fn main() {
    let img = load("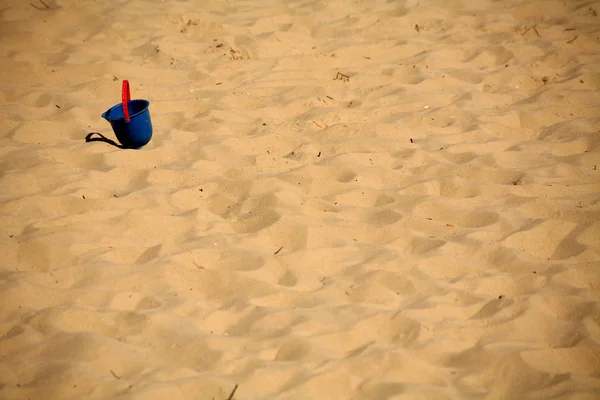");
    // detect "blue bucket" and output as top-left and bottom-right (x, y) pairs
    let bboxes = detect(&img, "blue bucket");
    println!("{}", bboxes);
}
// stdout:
(101, 80), (153, 149)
